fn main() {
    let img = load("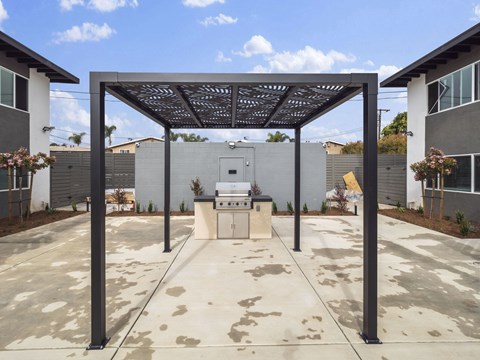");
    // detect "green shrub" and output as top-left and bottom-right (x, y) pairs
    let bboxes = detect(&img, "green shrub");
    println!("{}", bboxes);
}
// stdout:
(459, 219), (472, 236)
(147, 200), (153, 213)
(321, 200), (328, 214)
(136, 201), (141, 213)
(396, 201), (402, 209)
(303, 203), (308, 213)
(272, 201), (277, 214)
(179, 200), (186, 213)
(47, 206), (57, 215)
(455, 210), (465, 224)
(287, 201), (294, 215)
(417, 205), (424, 215)
(397, 207), (406, 213)
(71, 201), (77, 212)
